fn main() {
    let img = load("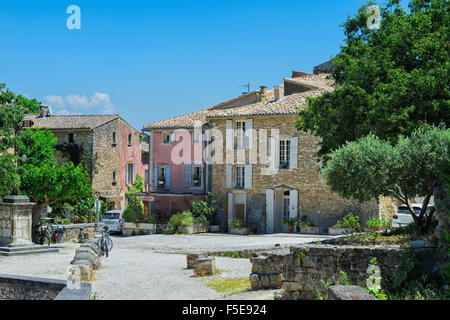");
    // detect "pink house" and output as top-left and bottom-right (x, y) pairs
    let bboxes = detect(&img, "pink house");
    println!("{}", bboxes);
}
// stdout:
(143, 110), (210, 217)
